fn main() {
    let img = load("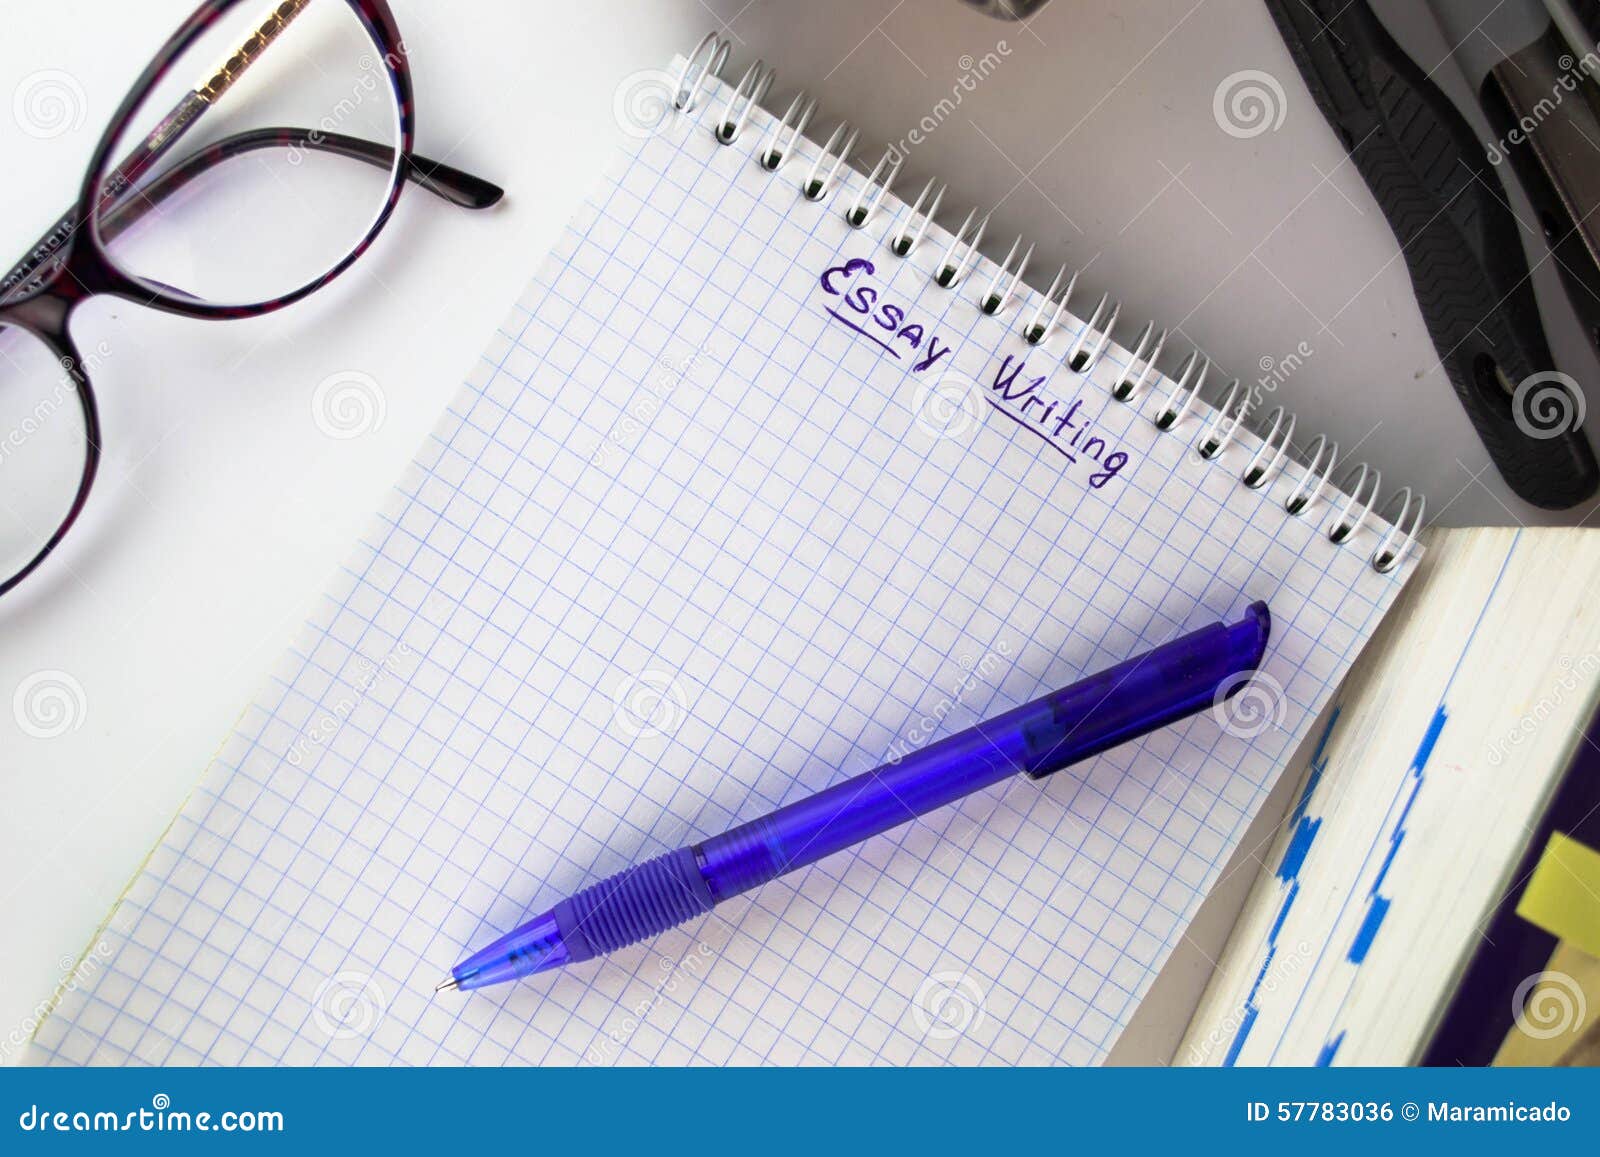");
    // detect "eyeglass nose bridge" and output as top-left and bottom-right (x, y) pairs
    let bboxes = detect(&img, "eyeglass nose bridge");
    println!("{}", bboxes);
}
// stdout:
(4, 277), (75, 343)
(0, 214), (126, 343)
